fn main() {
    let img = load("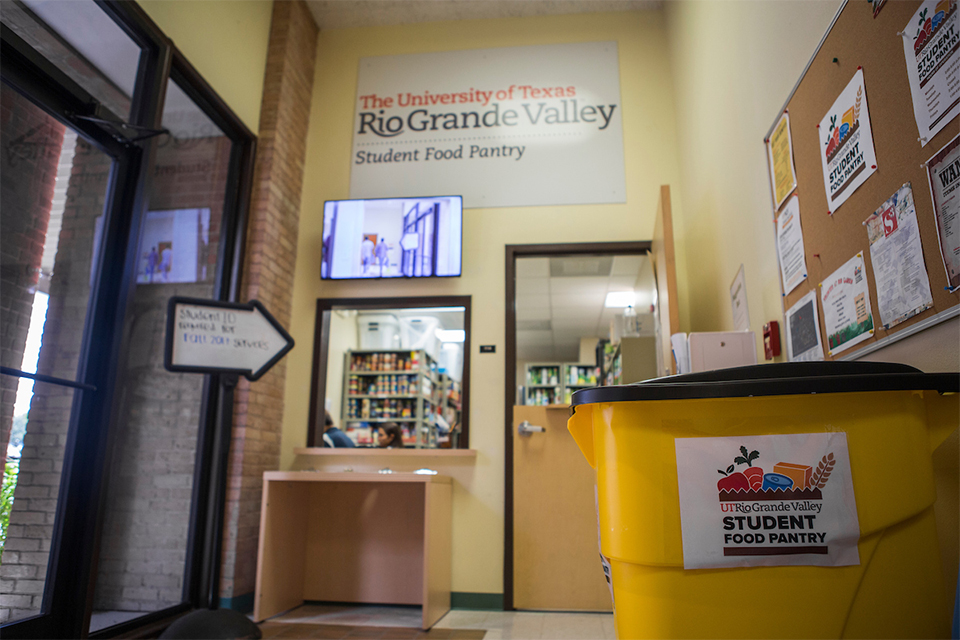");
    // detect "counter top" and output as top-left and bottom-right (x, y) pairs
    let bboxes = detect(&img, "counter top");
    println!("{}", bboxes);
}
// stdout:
(293, 447), (477, 458)
(264, 470), (452, 484)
